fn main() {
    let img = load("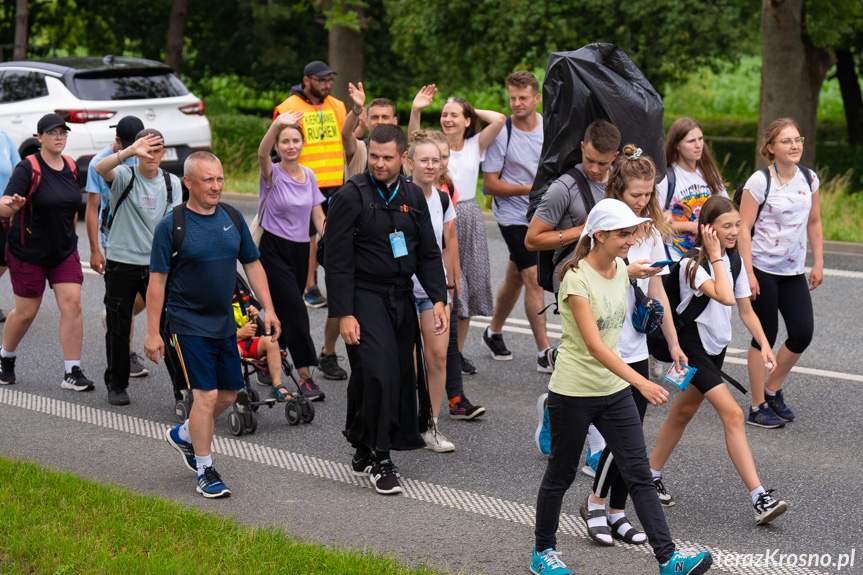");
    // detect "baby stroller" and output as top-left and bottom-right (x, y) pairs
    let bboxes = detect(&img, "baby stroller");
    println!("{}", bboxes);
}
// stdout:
(167, 272), (314, 436)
